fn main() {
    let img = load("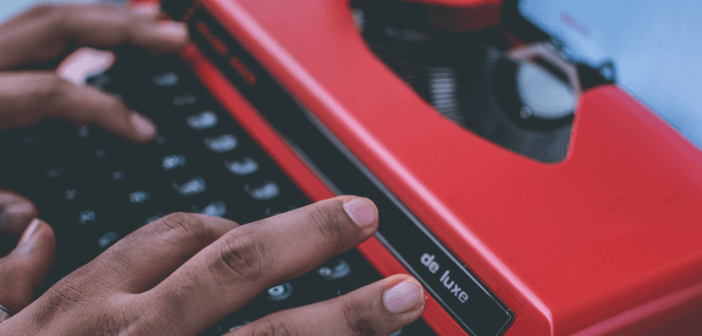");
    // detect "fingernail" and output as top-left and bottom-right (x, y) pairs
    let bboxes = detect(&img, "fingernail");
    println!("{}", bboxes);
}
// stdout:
(19, 218), (41, 245)
(4, 203), (33, 216)
(343, 198), (377, 228)
(1, 203), (35, 231)
(158, 22), (188, 41)
(383, 280), (424, 314)
(131, 113), (157, 138)
(131, 3), (161, 17)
